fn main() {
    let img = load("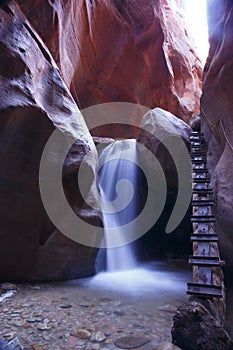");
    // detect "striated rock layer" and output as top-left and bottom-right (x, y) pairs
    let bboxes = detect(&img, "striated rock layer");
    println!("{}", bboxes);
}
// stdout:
(201, 0), (233, 270)
(0, 3), (101, 281)
(18, 0), (202, 137)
